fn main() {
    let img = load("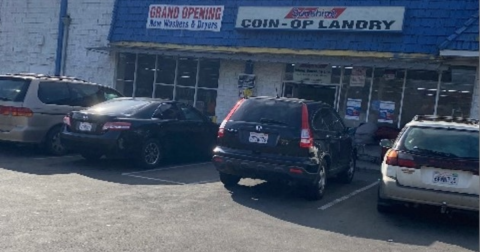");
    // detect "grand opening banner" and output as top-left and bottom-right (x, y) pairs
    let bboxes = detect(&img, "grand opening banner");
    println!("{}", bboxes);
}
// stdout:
(147, 5), (224, 32)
